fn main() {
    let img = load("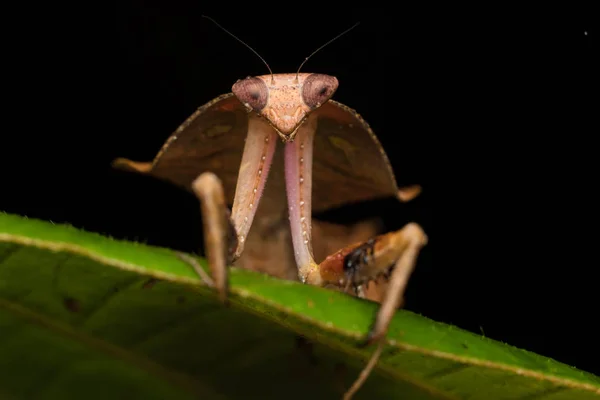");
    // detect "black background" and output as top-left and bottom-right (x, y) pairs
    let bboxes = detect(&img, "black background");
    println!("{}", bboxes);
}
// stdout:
(2, 3), (598, 378)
